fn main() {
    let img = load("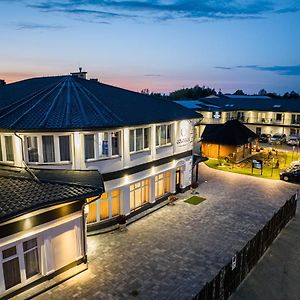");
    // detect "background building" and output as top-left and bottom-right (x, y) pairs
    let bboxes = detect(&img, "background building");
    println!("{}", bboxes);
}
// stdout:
(176, 95), (300, 139)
